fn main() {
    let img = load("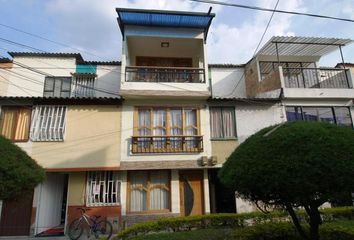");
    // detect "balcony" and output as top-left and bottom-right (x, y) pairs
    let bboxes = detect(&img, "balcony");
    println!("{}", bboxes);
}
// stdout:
(131, 135), (203, 154)
(125, 66), (205, 83)
(283, 67), (350, 89)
